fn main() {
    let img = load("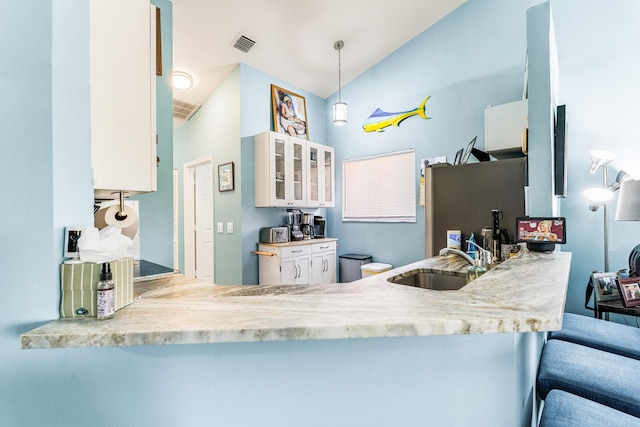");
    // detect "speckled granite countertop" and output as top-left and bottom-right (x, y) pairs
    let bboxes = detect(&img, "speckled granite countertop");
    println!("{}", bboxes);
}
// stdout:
(21, 250), (571, 349)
